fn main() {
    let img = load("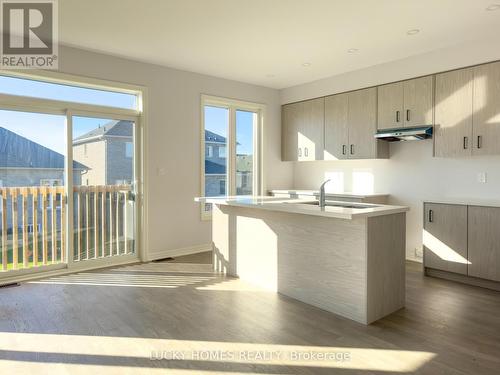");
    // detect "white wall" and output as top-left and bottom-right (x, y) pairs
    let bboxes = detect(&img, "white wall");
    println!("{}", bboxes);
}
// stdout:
(281, 37), (500, 261)
(58, 45), (293, 259)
